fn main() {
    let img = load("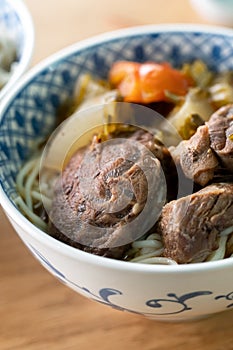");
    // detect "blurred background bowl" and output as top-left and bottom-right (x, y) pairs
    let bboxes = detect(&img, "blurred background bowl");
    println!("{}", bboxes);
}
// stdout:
(0, 0), (34, 100)
(1, 24), (233, 322)
(190, 0), (233, 26)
